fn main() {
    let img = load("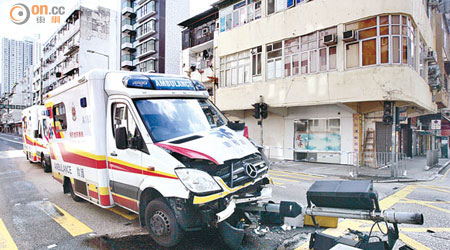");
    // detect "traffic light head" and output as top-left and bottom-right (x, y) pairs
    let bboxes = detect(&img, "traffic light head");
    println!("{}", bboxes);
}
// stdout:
(252, 103), (260, 119)
(383, 101), (393, 125)
(260, 103), (268, 119)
